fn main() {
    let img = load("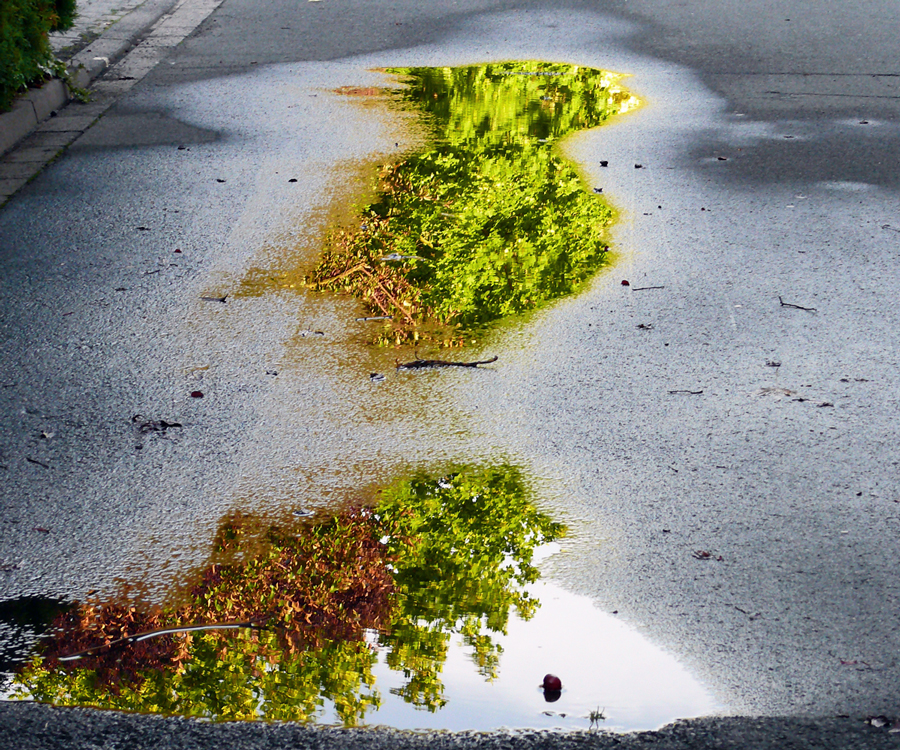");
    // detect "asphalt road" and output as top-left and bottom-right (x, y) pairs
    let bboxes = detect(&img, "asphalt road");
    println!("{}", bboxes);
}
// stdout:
(1, 0), (899, 746)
